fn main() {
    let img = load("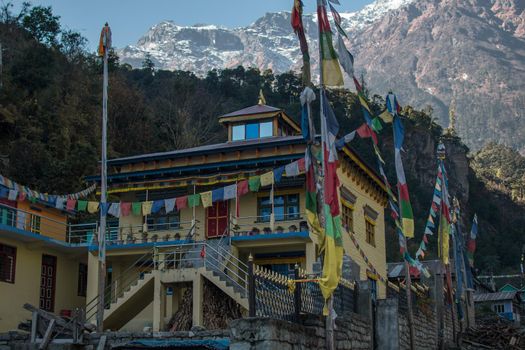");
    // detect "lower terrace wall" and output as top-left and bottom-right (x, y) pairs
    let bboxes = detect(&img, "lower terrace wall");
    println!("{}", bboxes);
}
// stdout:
(230, 315), (371, 350)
